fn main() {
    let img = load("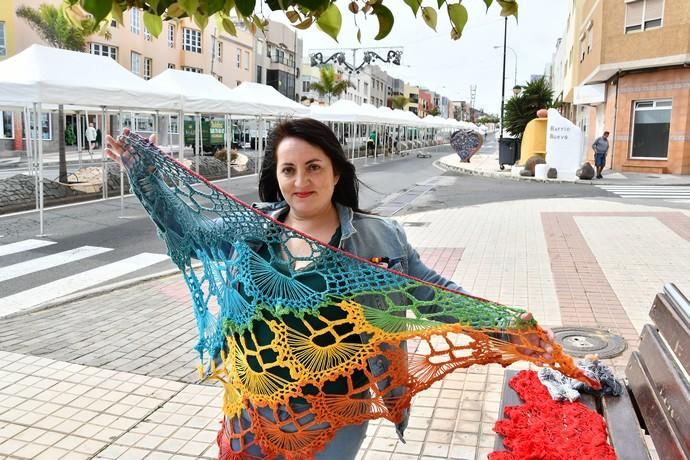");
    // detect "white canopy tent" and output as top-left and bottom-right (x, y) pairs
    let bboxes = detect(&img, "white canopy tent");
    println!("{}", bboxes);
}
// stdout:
(0, 45), (182, 234)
